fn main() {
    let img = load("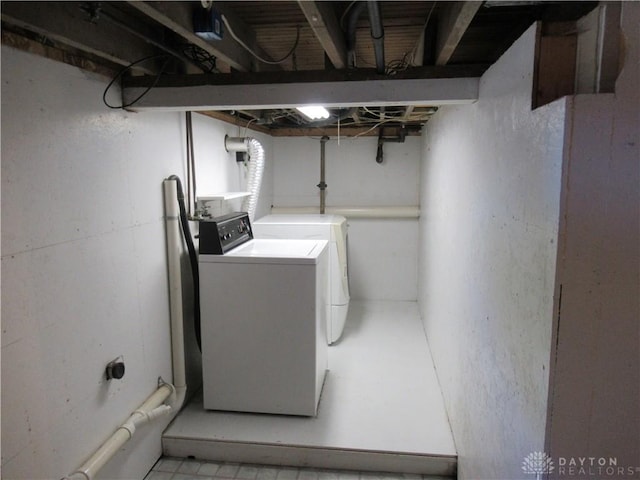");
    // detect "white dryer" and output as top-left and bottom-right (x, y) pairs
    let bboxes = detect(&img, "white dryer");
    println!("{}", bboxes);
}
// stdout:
(199, 213), (328, 416)
(252, 214), (350, 344)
